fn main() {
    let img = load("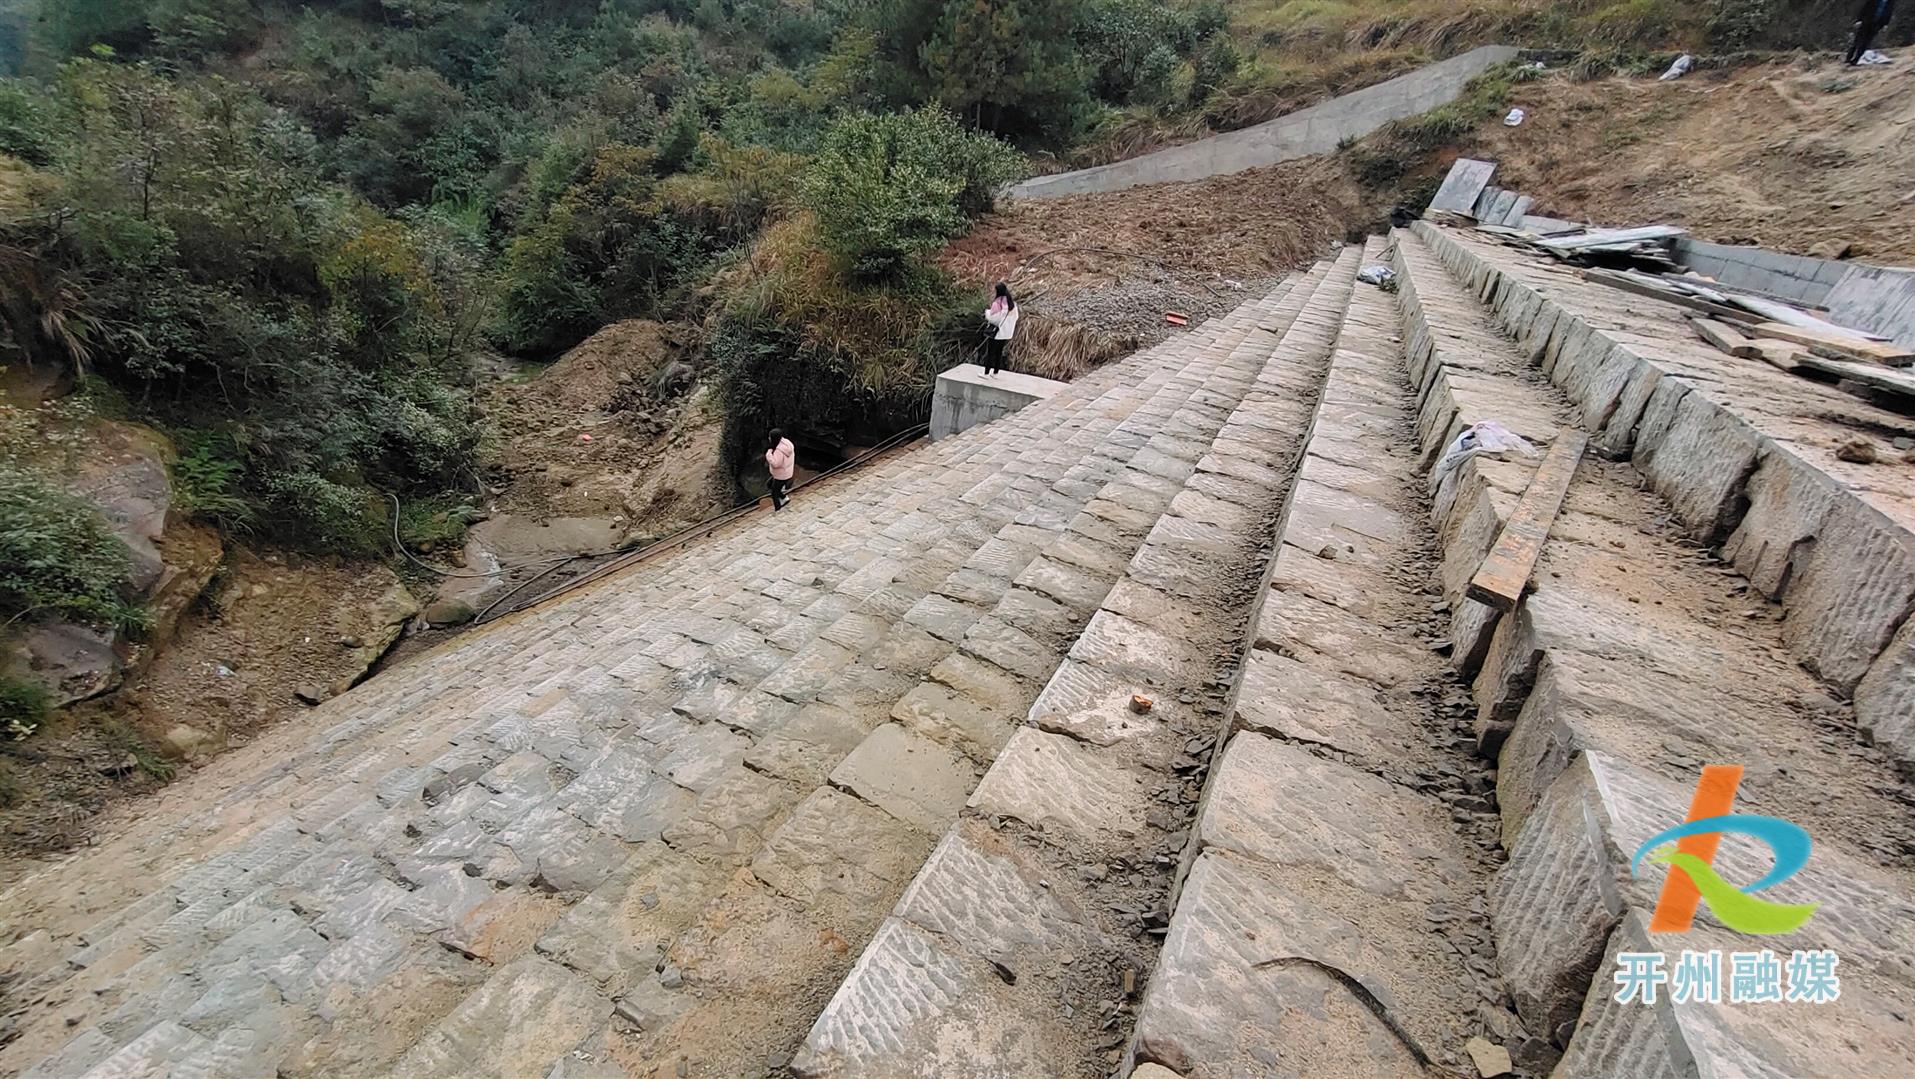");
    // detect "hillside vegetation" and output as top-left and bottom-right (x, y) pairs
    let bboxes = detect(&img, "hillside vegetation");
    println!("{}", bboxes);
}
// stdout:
(0, 0), (1889, 763)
